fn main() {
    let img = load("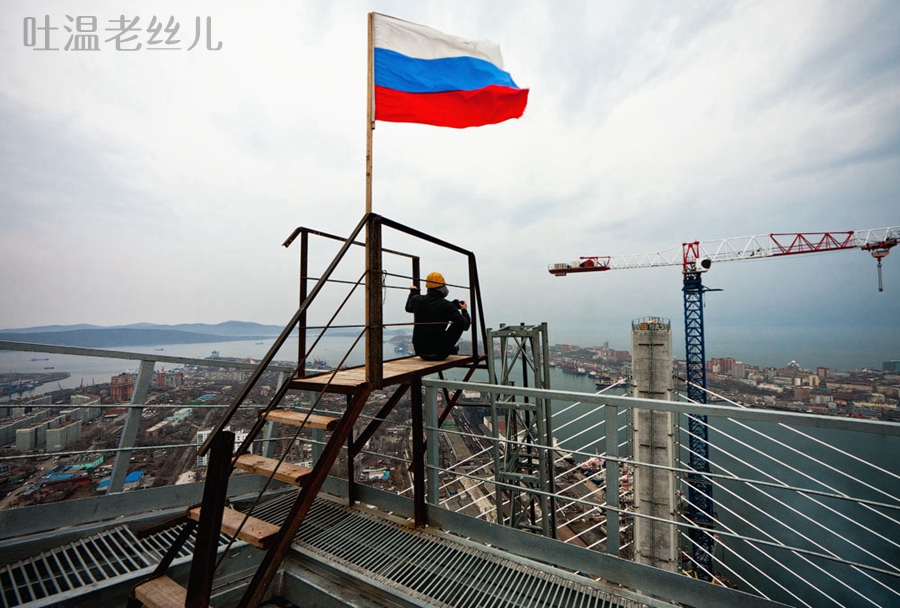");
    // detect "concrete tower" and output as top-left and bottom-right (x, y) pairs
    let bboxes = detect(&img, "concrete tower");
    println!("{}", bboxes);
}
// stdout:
(631, 317), (678, 571)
